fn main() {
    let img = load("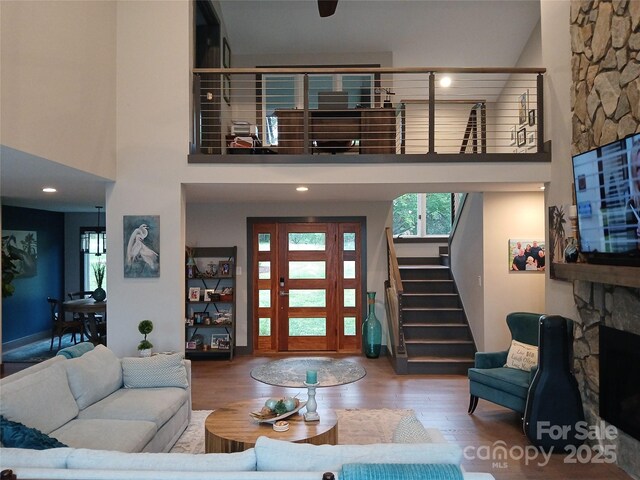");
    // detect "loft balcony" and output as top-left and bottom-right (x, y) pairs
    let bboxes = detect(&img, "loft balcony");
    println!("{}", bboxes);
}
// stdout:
(188, 66), (550, 164)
